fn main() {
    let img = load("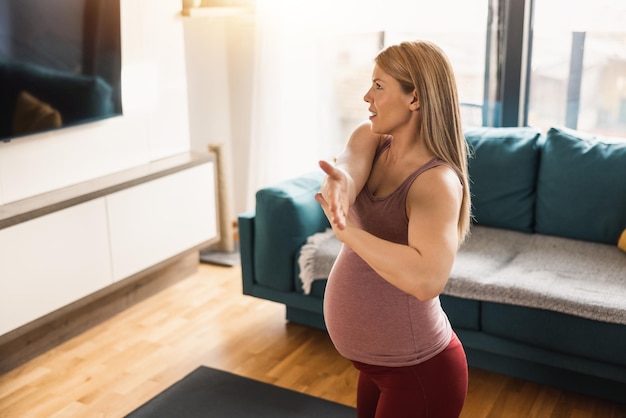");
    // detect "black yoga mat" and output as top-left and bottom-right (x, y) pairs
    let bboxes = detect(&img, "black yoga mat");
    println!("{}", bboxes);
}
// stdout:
(125, 366), (356, 418)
